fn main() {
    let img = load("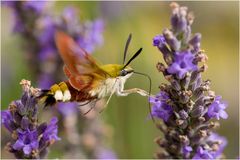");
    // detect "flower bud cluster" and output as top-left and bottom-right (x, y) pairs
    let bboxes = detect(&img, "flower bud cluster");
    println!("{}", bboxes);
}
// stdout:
(151, 2), (228, 159)
(1, 80), (60, 159)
